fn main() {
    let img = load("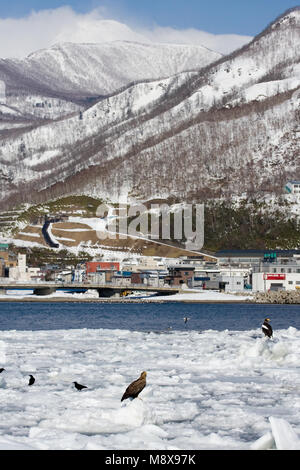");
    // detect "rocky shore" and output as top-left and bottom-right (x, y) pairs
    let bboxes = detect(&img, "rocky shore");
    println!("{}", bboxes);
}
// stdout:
(253, 290), (300, 304)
